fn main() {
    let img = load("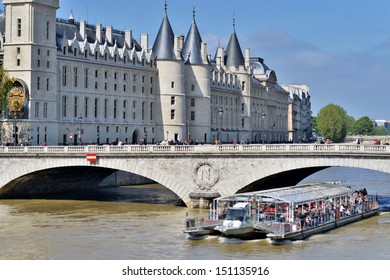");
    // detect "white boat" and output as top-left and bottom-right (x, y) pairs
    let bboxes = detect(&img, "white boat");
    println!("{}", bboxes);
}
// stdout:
(214, 202), (261, 239)
(183, 216), (221, 237)
(184, 182), (379, 241)
(251, 183), (379, 243)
